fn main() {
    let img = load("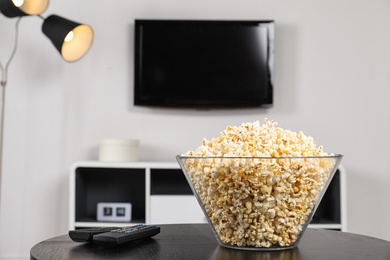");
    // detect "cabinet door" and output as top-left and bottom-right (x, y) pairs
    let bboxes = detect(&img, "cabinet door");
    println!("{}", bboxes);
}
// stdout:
(150, 195), (207, 224)
(150, 168), (207, 224)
